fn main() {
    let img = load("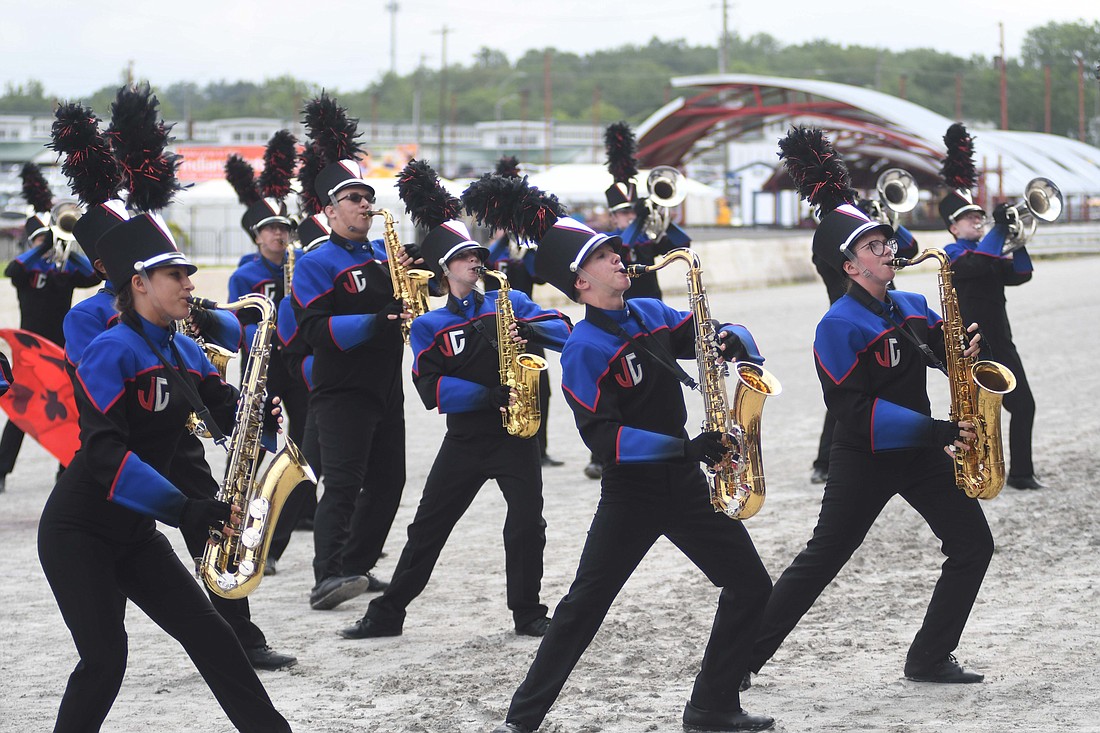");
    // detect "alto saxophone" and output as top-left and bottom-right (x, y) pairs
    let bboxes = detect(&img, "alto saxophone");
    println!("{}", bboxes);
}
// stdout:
(480, 267), (547, 438)
(373, 208), (434, 344)
(891, 249), (1017, 499)
(197, 293), (316, 599)
(628, 249), (782, 519)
